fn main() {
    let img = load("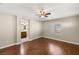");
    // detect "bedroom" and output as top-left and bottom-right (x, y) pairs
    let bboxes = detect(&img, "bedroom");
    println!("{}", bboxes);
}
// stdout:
(0, 3), (79, 55)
